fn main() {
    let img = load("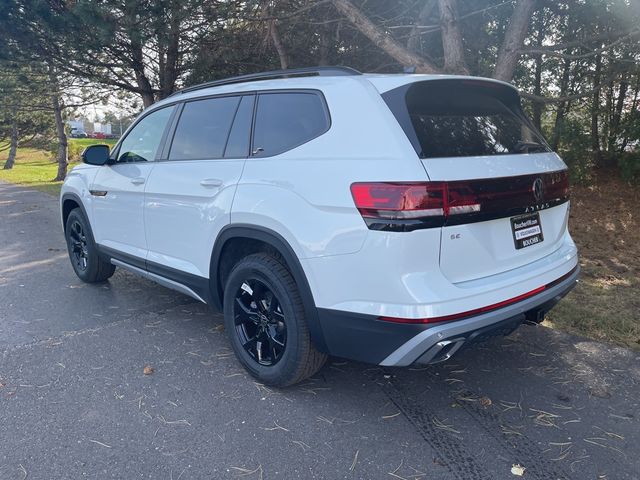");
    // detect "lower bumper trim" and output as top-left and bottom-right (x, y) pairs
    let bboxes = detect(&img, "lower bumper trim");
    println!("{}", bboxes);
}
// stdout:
(380, 265), (580, 367)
